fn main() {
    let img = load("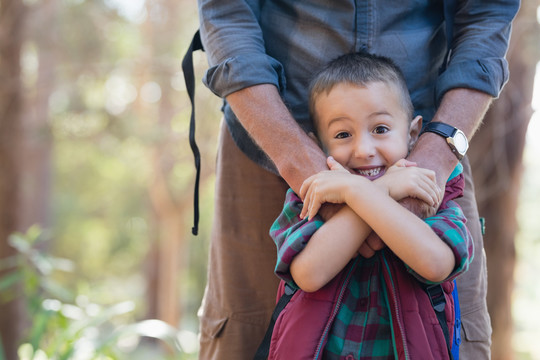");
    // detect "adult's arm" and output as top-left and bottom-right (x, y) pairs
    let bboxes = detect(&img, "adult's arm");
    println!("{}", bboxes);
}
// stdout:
(405, 0), (519, 213)
(226, 85), (328, 192)
(198, 0), (328, 192)
(198, 0), (281, 98)
(408, 88), (492, 194)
